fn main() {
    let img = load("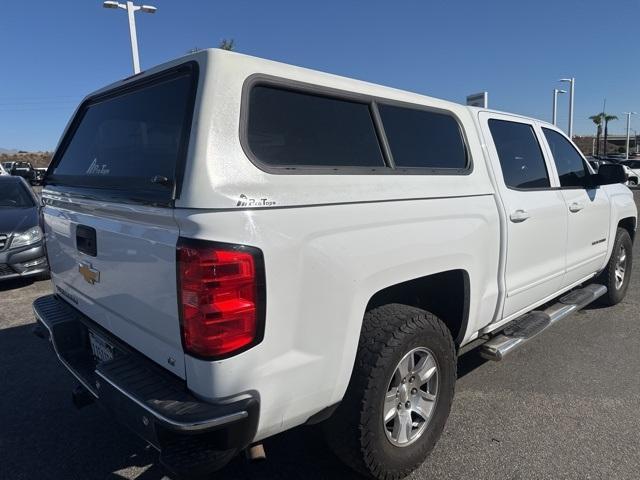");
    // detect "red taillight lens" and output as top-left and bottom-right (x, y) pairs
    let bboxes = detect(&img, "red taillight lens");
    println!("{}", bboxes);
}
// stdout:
(177, 239), (265, 358)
